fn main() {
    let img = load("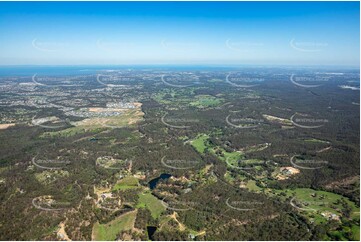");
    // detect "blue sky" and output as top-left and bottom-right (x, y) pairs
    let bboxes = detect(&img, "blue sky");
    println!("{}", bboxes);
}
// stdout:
(0, 1), (359, 66)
